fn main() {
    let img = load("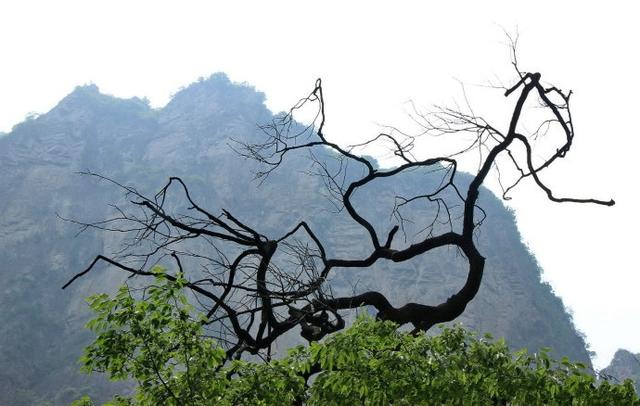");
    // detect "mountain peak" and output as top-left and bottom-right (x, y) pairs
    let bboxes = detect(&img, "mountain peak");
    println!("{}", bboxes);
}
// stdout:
(610, 349), (640, 370)
(613, 349), (640, 359)
(602, 349), (640, 392)
(50, 83), (152, 121)
(162, 73), (267, 118)
(71, 83), (100, 94)
(58, 83), (102, 105)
